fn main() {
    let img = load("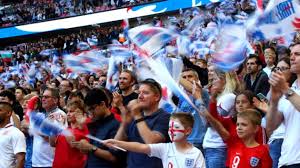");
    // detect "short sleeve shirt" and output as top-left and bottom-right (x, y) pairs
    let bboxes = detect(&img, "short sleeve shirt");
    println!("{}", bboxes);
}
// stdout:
(149, 143), (206, 168)
(0, 123), (26, 168)
(126, 108), (170, 168)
